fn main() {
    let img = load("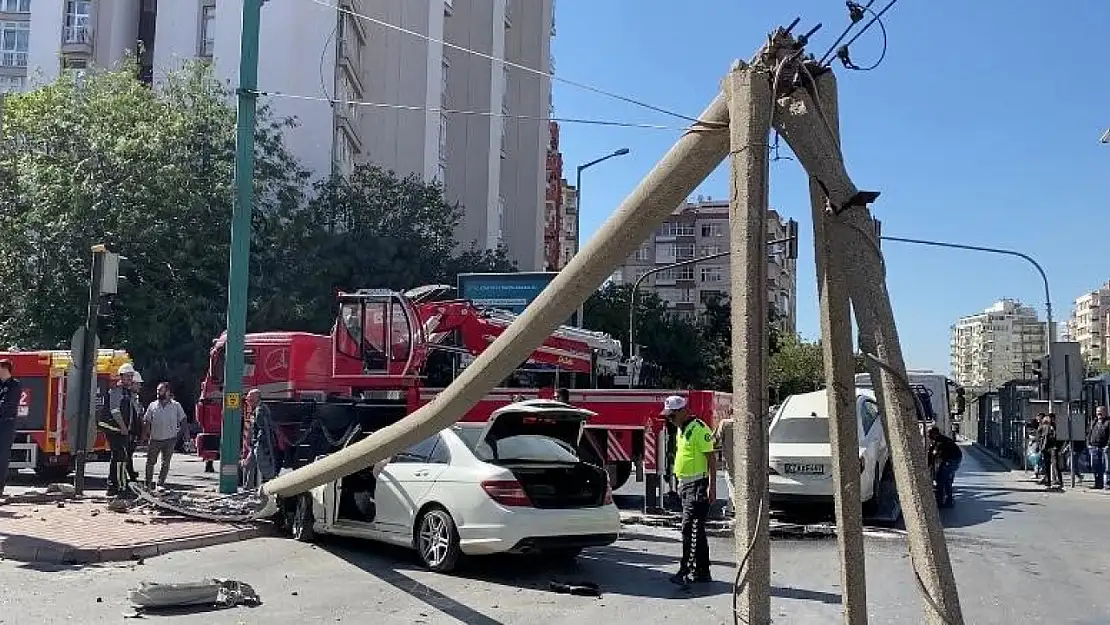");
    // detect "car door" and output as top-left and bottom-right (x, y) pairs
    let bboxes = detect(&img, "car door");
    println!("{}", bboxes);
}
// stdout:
(372, 434), (452, 536)
(858, 399), (886, 485)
